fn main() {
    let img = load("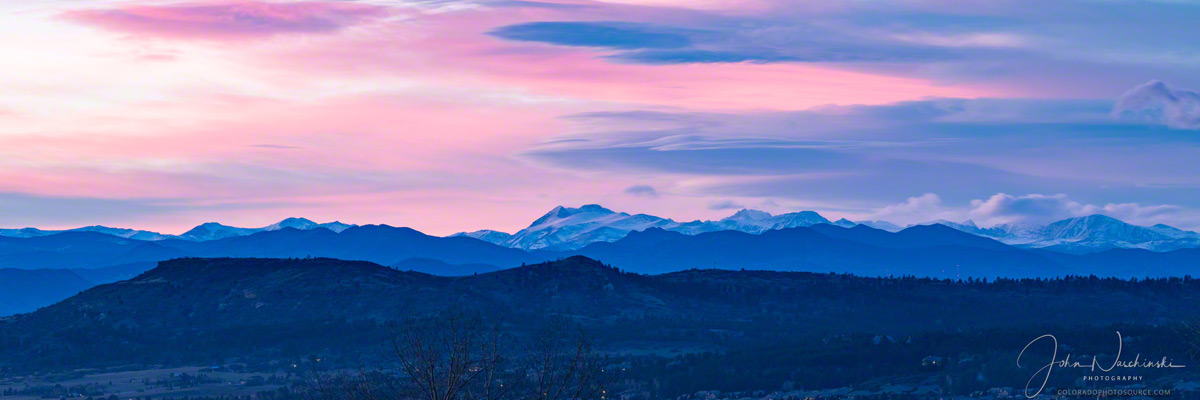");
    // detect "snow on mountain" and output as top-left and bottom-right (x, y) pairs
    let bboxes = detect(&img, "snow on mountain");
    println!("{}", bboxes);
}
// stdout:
(266, 217), (319, 231)
(501, 205), (676, 250)
(854, 219), (902, 231)
(724, 209), (772, 223)
(317, 221), (356, 233)
(465, 205), (834, 251)
(1148, 224), (1200, 239)
(0, 226), (172, 240)
(179, 222), (259, 241)
(0, 227), (54, 238)
(764, 211), (832, 231)
(1028, 214), (1200, 252)
(923, 214), (1200, 253)
(912, 219), (1004, 237)
(450, 229), (514, 245)
(1, 217), (357, 242)
(7, 206), (1199, 254)
(179, 218), (357, 241)
(1040, 215), (1166, 242)
(263, 217), (355, 233)
(926, 219), (980, 232)
(836, 220), (903, 232)
(830, 219), (902, 231)
(705, 210), (830, 233)
(985, 222), (1041, 243)
(68, 226), (175, 241)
